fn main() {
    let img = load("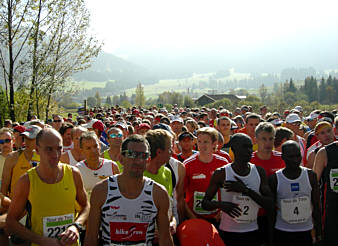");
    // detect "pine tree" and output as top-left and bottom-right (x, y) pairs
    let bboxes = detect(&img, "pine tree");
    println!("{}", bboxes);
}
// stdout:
(135, 83), (145, 107)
